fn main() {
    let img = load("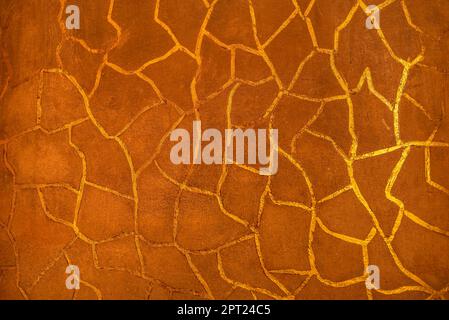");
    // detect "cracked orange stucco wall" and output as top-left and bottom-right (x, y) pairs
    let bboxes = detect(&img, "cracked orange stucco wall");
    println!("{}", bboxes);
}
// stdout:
(0, 0), (449, 300)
